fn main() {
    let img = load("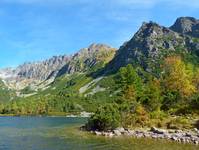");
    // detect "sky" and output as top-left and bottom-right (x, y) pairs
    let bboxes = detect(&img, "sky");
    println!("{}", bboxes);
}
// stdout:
(0, 0), (199, 68)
